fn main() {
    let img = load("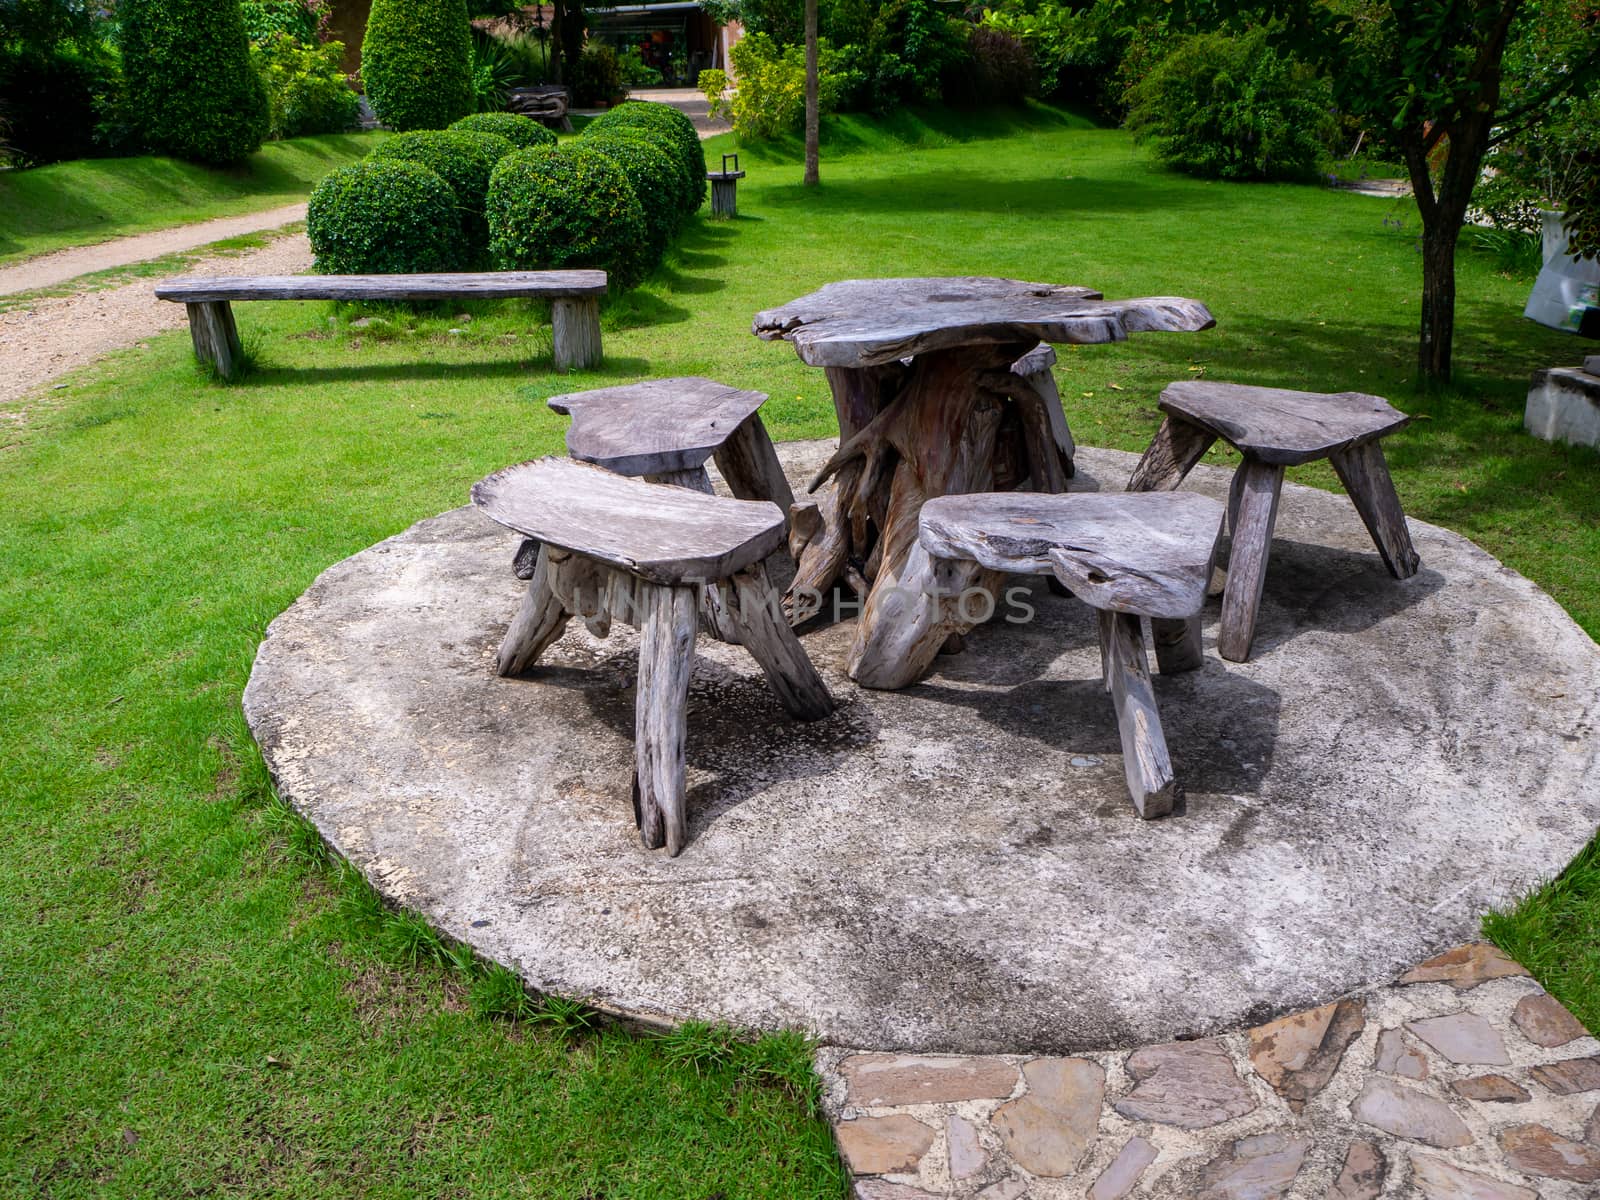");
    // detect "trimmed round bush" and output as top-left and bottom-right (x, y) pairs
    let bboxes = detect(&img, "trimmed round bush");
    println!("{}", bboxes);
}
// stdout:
(117, 0), (270, 164)
(580, 131), (690, 270)
(361, 0), (474, 132)
(486, 144), (649, 290)
(367, 129), (515, 257)
(449, 112), (558, 151)
(307, 160), (465, 274)
(586, 101), (706, 216)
